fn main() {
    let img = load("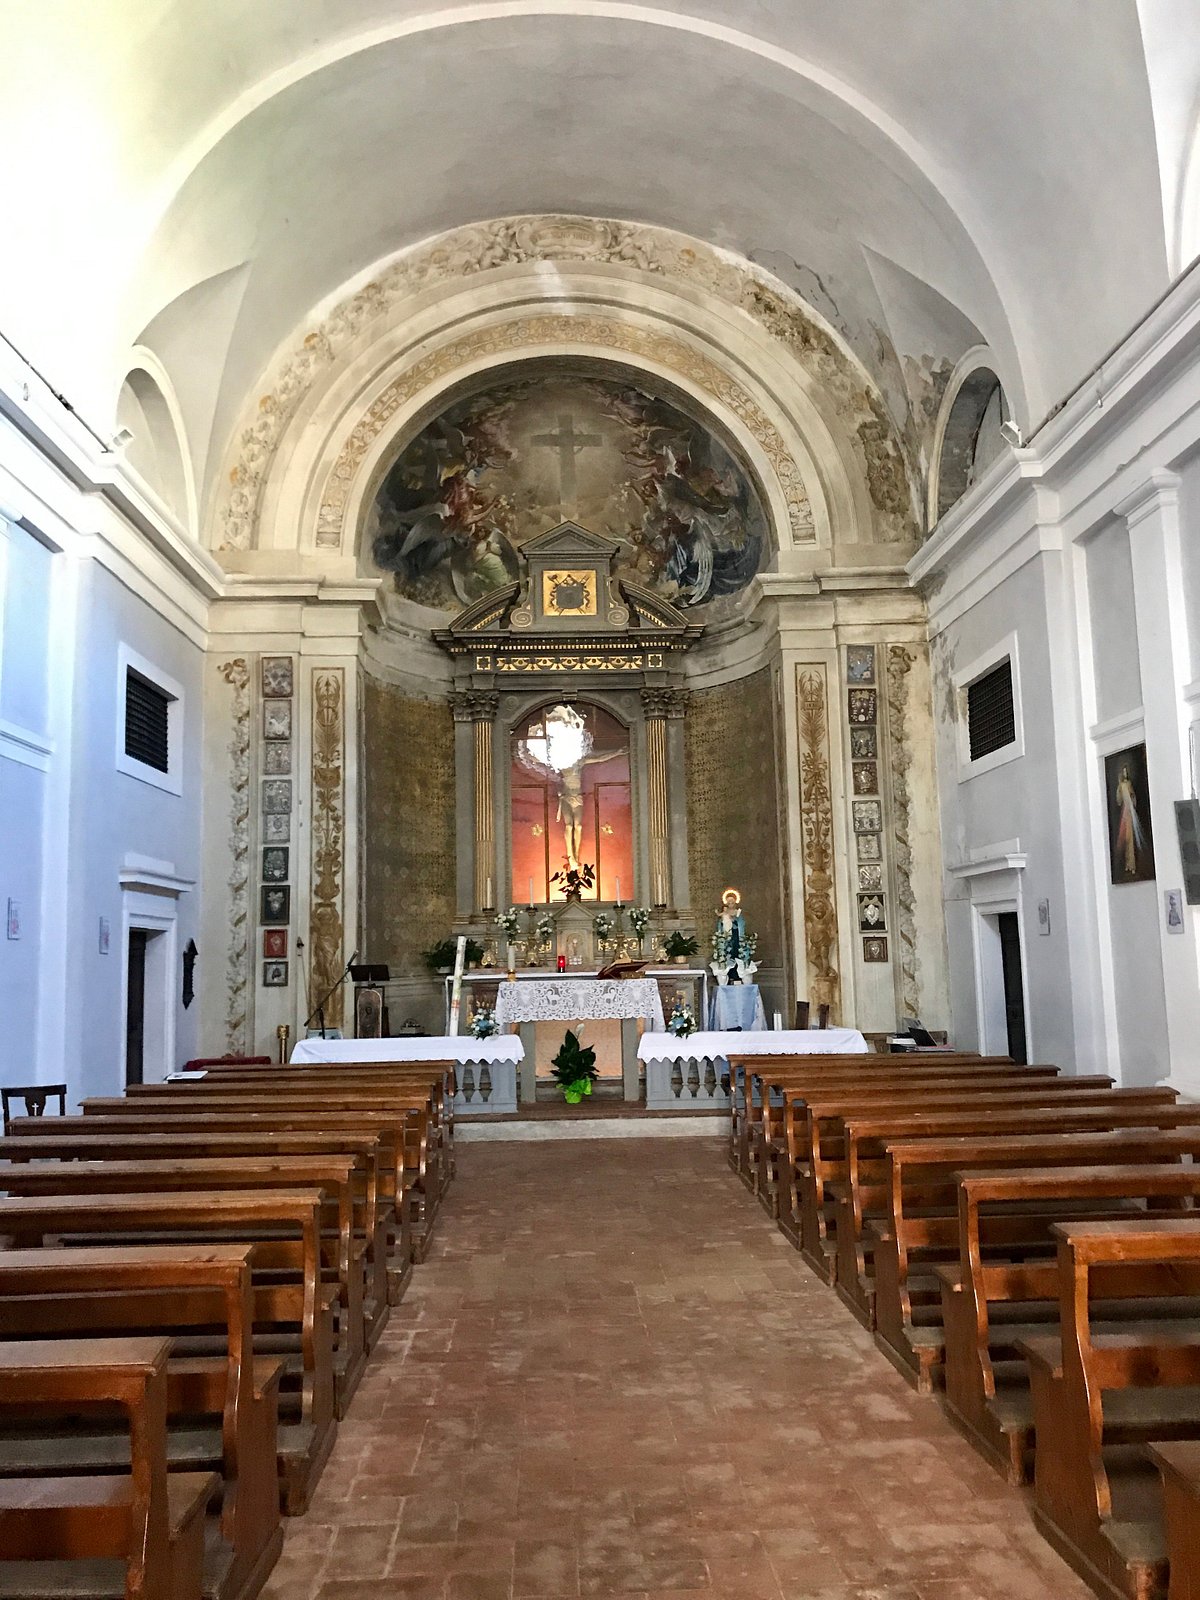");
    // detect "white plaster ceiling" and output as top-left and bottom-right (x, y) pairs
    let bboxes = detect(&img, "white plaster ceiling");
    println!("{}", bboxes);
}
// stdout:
(1, 1), (1194, 525)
